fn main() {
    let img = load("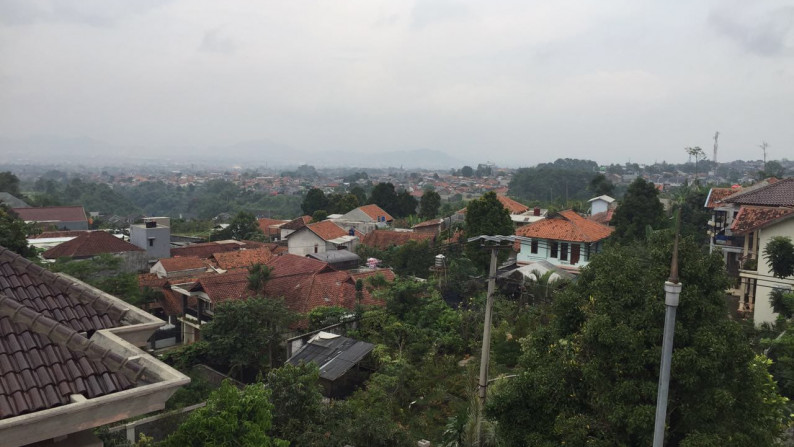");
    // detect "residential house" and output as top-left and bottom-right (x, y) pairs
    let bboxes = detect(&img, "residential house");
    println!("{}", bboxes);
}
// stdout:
(705, 178), (784, 292)
(286, 220), (359, 256)
(279, 215), (312, 241)
(710, 178), (794, 324)
(730, 206), (794, 324)
(28, 230), (90, 252)
(332, 204), (394, 234)
(515, 210), (613, 270)
(172, 254), (393, 342)
(42, 231), (148, 272)
(130, 218), (171, 260)
(0, 247), (188, 447)
(307, 251), (361, 270)
(150, 256), (209, 279)
(588, 195), (615, 216)
(286, 332), (374, 398)
(12, 206), (89, 231)
(170, 239), (267, 258)
(511, 207), (548, 227)
(257, 217), (289, 240)
(211, 247), (273, 270)
(412, 218), (445, 235)
(496, 195), (529, 215)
